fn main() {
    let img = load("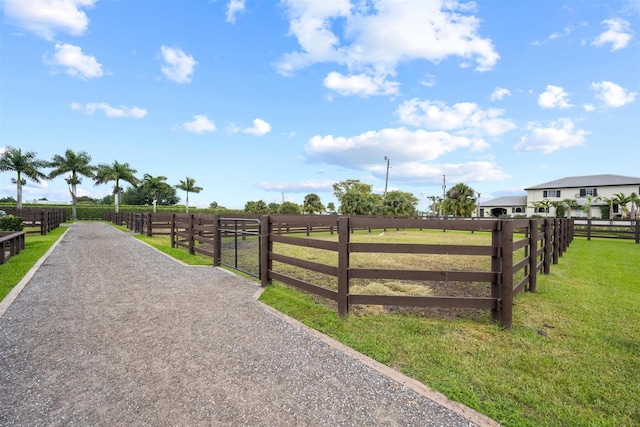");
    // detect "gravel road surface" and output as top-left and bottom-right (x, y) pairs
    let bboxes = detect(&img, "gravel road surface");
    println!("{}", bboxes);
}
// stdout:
(0, 222), (497, 426)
